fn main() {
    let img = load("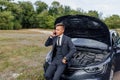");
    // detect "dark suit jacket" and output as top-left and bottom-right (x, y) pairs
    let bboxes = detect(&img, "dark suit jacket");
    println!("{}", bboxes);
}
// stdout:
(45, 35), (76, 62)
